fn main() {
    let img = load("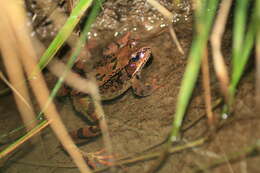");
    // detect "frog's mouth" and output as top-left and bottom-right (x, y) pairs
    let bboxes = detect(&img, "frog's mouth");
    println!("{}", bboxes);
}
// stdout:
(126, 47), (152, 77)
